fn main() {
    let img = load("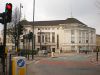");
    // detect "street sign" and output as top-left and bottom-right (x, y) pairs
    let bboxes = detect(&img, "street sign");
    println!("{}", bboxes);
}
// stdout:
(17, 59), (25, 67)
